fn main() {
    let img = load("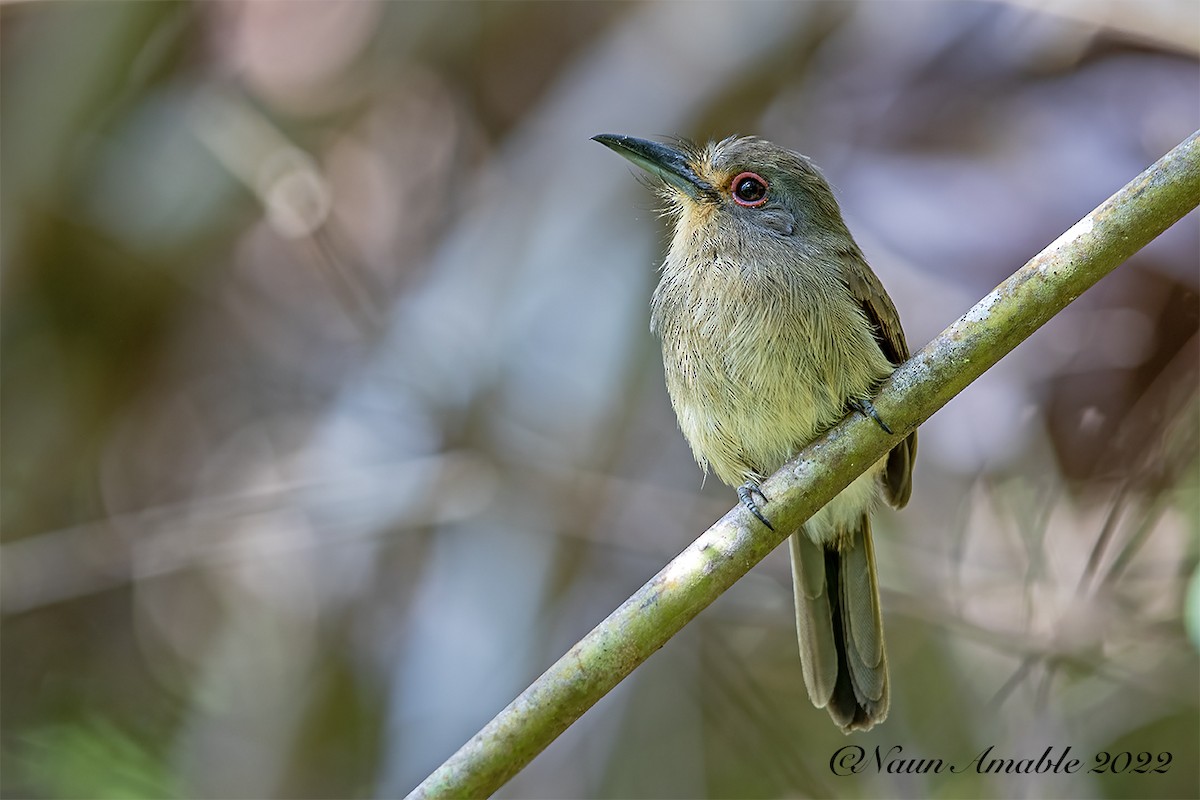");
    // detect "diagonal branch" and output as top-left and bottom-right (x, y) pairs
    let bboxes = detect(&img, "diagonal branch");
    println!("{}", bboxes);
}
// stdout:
(408, 130), (1200, 800)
